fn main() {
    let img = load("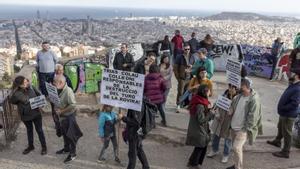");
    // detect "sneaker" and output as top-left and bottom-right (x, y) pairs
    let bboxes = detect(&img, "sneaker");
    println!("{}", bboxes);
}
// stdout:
(97, 157), (106, 163)
(272, 151), (289, 158)
(206, 151), (219, 158)
(176, 105), (180, 113)
(56, 148), (70, 154)
(115, 157), (121, 163)
(64, 154), (76, 163)
(41, 147), (47, 155)
(266, 140), (281, 148)
(23, 146), (35, 155)
(221, 156), (229, 163)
